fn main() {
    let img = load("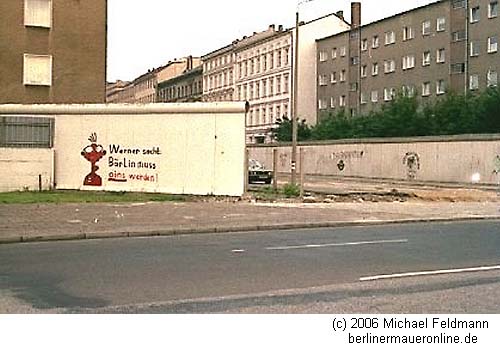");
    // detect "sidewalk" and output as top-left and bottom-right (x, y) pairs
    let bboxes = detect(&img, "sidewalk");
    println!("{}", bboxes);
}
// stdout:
(1, 195), (499, 244)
